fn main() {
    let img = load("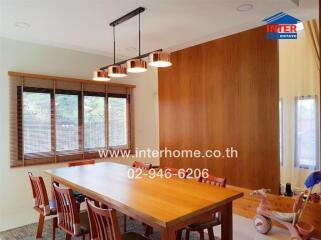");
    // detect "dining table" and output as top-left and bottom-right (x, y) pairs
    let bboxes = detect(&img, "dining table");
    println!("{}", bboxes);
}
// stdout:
(45, 162), (243, 240)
